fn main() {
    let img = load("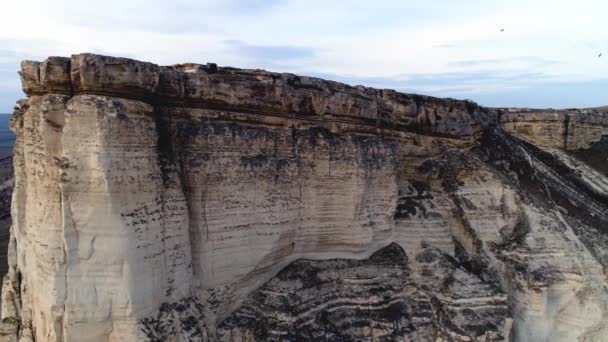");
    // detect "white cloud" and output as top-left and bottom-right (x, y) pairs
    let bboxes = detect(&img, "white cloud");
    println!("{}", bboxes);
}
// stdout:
(0, 0), (607, 110)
